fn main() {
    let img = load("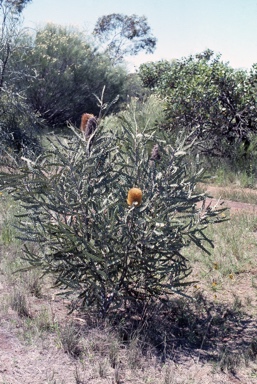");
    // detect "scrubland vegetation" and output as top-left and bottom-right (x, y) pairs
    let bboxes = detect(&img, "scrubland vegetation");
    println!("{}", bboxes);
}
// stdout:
(1, 1), (257, 383)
